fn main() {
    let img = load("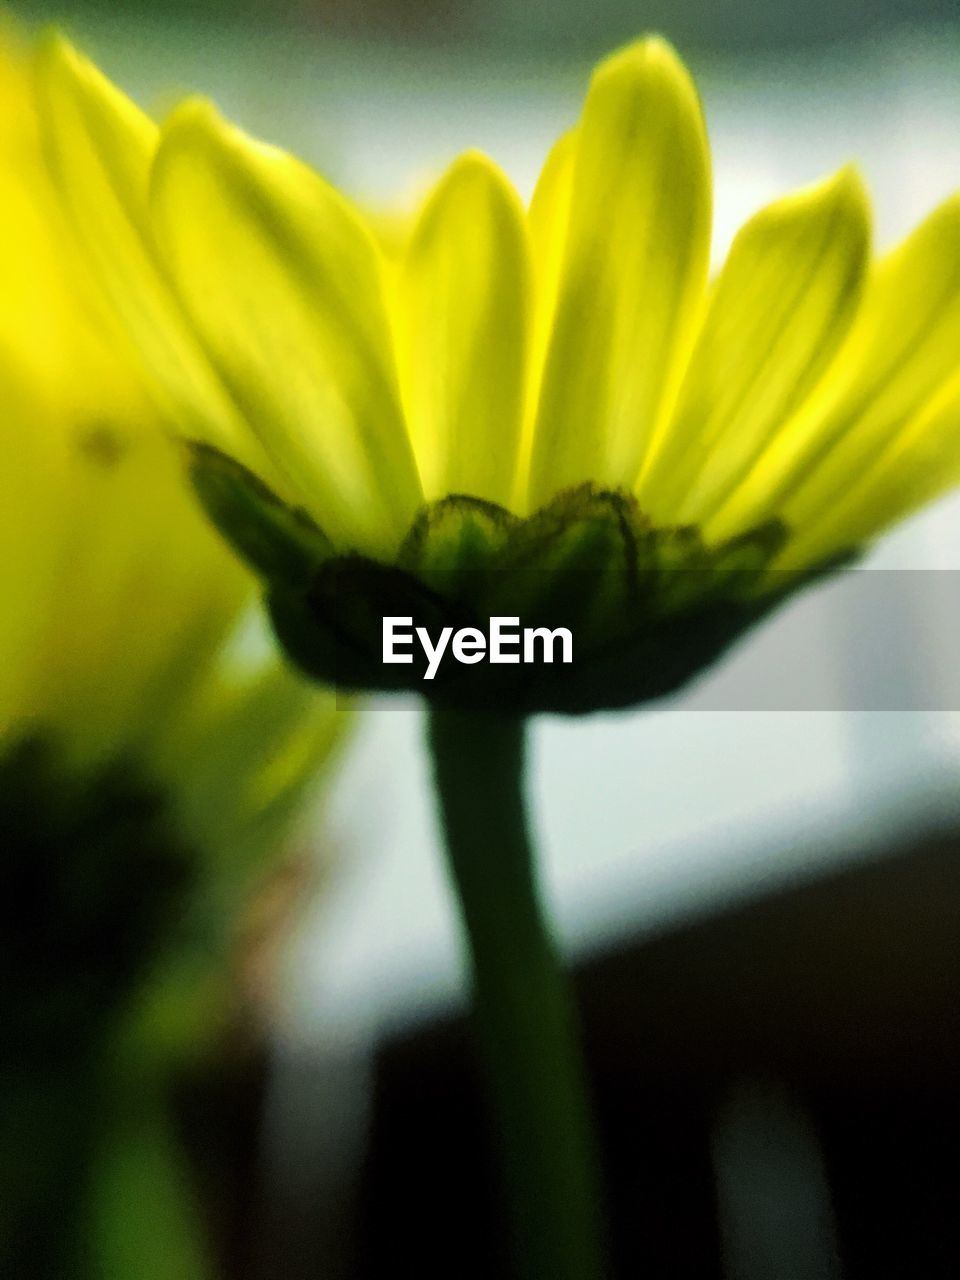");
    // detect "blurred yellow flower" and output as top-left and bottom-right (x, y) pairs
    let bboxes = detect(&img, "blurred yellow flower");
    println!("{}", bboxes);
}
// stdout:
(0, 23), (348, 882)
(34, 33), (960, 710)
(0, 35), (354, 1270)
